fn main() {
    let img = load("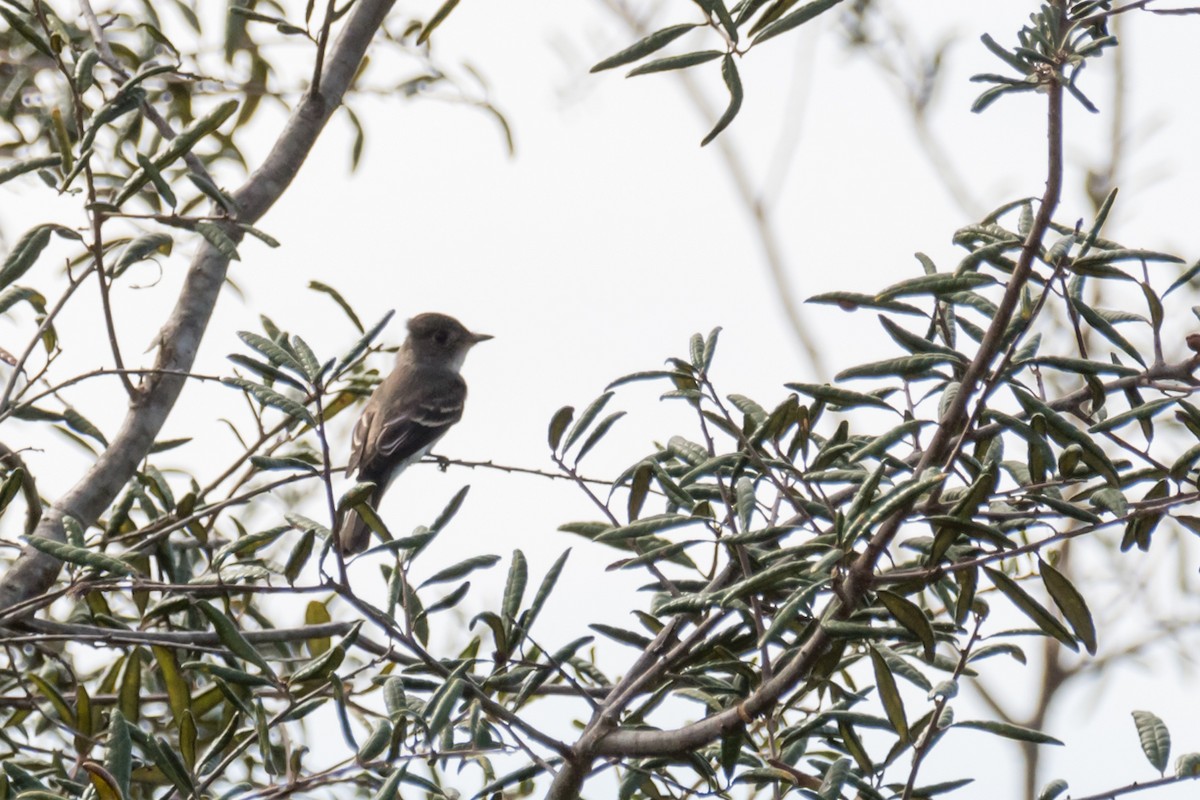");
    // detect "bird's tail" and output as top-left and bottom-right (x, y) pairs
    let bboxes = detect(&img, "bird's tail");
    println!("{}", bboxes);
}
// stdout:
(335, 509), (373, 556)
